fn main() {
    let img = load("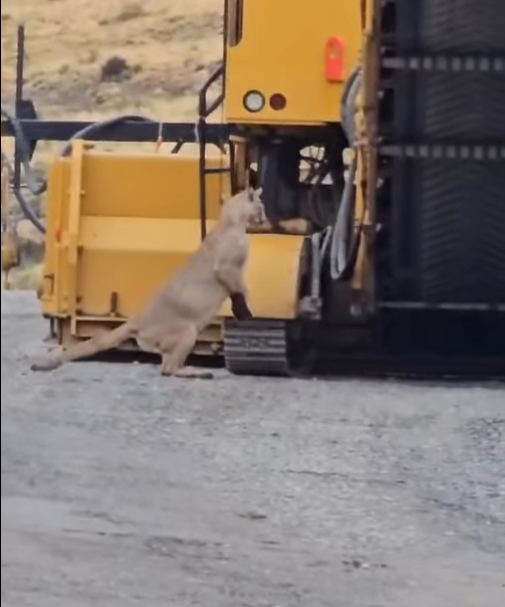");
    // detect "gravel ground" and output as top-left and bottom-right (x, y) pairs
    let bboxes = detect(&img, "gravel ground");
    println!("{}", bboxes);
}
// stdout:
(2, 291), (504, 607)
